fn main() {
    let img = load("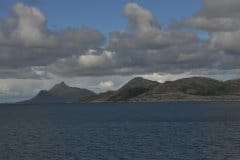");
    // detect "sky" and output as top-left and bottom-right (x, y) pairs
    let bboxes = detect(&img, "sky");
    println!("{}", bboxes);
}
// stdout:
(0, 0), (203, 32)
(1, 0), (240, 102)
